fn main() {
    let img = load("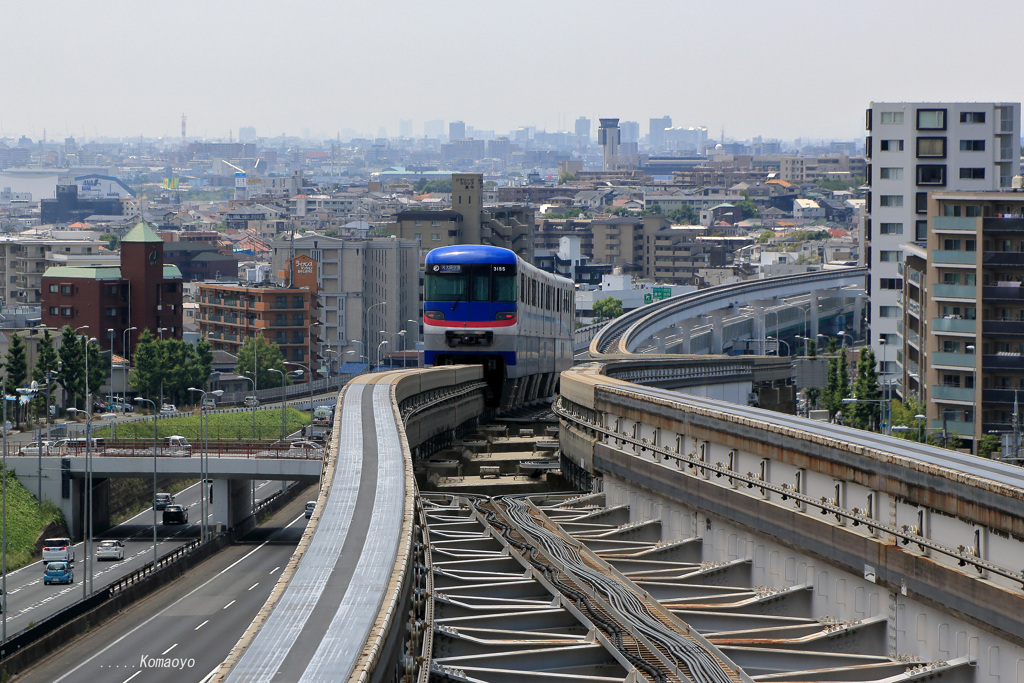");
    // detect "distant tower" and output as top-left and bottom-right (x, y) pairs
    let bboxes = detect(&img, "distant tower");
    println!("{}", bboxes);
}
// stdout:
(181, 114), (187, 144)
(449, 120), (466, 141)
(649, 116), (671, 150)
(598, 118), (620, 171)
